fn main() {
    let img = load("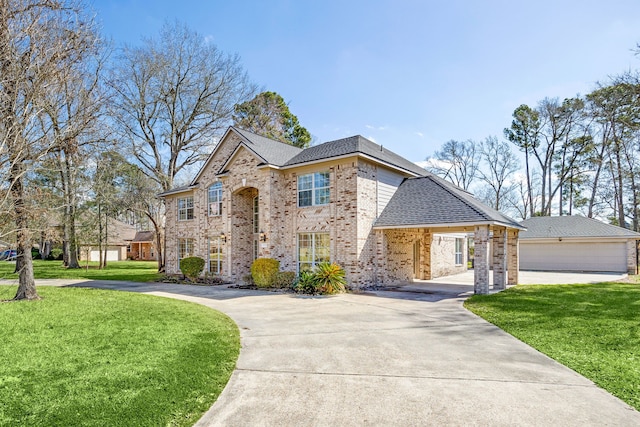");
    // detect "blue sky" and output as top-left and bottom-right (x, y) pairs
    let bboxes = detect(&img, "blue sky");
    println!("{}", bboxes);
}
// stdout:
(92, 0), (640, 163)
